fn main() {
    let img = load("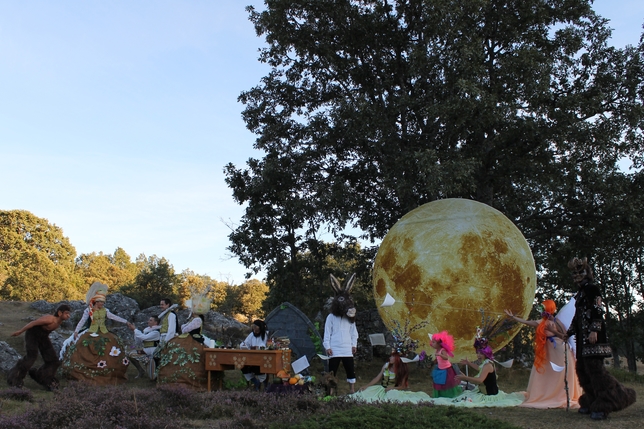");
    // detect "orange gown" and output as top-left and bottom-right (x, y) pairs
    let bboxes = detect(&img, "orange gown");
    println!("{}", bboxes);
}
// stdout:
(520, 330), (582, 409)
